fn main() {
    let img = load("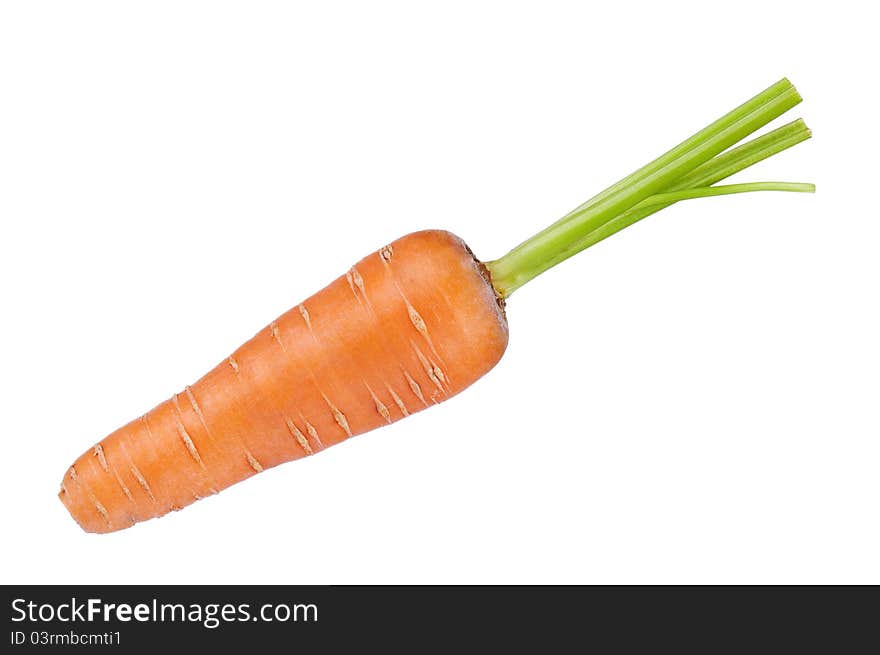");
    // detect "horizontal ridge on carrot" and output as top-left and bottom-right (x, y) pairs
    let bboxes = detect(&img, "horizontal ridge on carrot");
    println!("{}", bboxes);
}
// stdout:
(60, 78), (814, 533)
